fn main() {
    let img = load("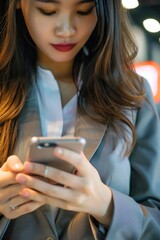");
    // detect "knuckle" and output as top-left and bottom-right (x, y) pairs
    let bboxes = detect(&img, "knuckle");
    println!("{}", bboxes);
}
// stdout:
(52, 169), (66, 183)
(57, 171), (67, 182)
(65, 203), (73, 211)
(75, 194), (86, 205)
(76, 156), (83, 168)
(41, 195), (49, 203)
(55, 169), (63, 179)
(45, 186), (54, 195)
(82, 178), (91, 187)
(5, 213), (11, 219)
(5, 211), (15, 220)
(51, 169), (61, 181)
(82, 179), (92, 193)
(23, 204), (33, 212)
(48, 185), (59, 196)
